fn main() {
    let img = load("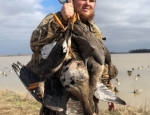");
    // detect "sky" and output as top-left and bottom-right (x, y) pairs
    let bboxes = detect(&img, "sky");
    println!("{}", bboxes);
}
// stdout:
(0, 0), (150, 55)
